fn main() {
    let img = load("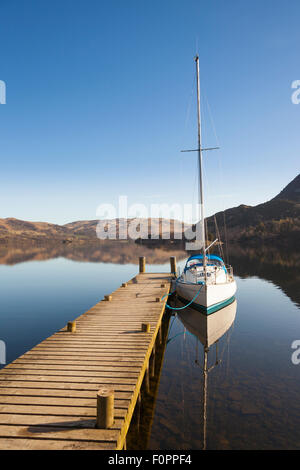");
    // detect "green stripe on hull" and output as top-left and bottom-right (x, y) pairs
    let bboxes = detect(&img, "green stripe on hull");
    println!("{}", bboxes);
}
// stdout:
(177, 295), (236, 315)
